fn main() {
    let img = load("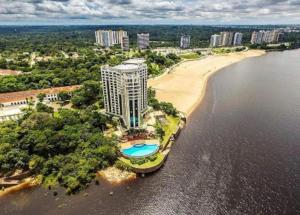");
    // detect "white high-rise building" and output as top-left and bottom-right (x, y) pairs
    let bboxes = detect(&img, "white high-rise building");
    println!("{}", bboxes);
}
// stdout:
(251, 31), (265, 44)
(101, 59), (148, 129)
(210, 34), (221, 47)
(122, 35), (129, 51)
(233, 32), (243, 46)
(220, 32), (234, 46)
(251, 29), (283, 44)
(180, 35), (191, 49)
(137, 33), (150, 49)
(95, 30), (127, 48)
